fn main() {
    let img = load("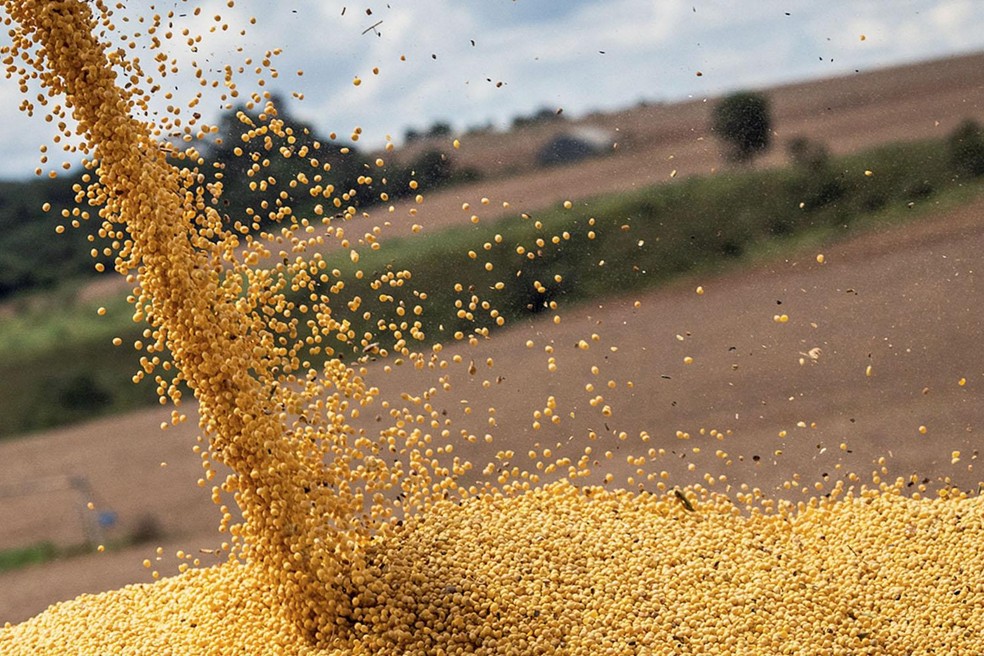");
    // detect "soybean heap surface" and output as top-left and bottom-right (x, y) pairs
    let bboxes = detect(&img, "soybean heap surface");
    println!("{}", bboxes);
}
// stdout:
(0, 1), (981, 654)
